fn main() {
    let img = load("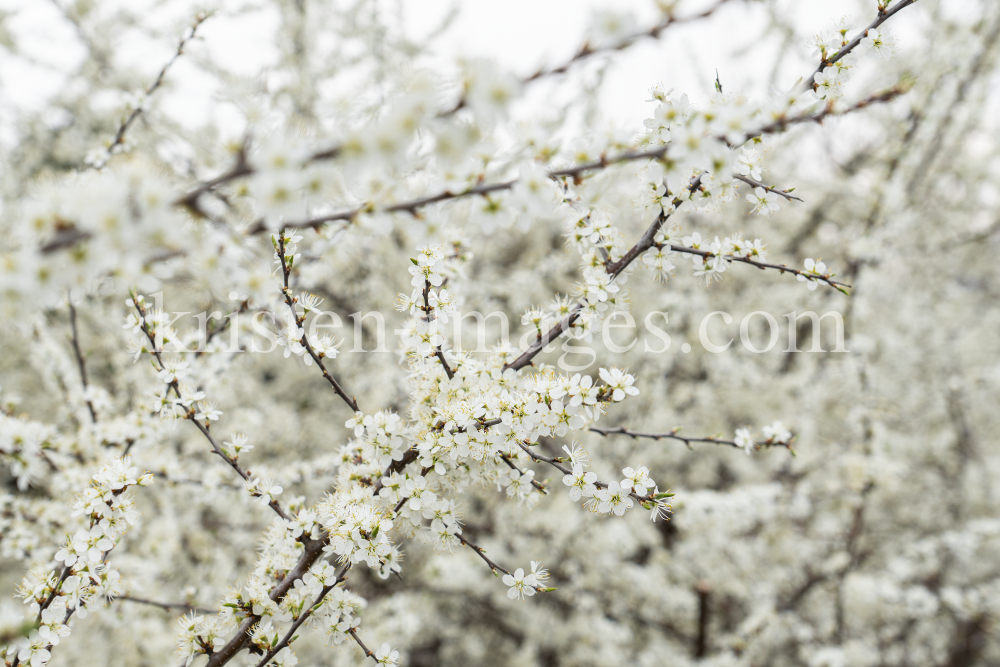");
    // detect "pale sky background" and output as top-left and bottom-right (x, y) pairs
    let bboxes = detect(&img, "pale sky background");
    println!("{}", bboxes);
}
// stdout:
(0, 0), (932, 152)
